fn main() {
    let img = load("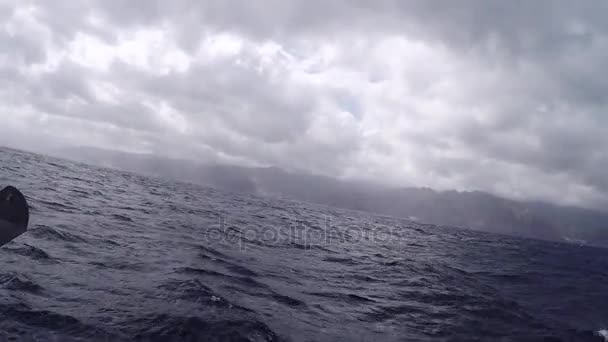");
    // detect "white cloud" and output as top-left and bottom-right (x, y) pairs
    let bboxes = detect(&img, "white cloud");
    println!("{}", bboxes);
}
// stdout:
(1, 0), (608, 208)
